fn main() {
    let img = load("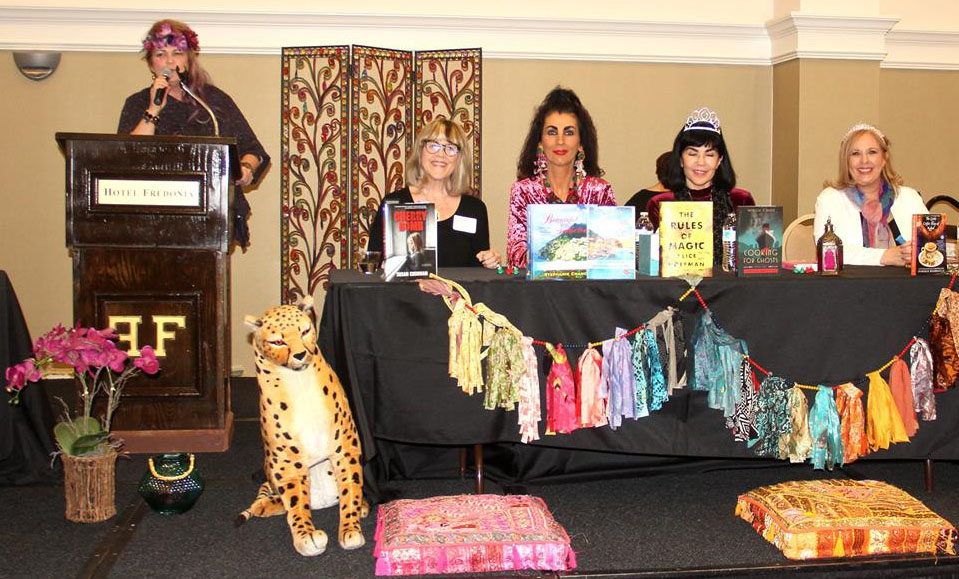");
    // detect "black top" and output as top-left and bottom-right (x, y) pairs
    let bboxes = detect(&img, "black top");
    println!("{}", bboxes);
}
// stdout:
(367, 187), (491, 268)
(117, 85), (270, 247)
